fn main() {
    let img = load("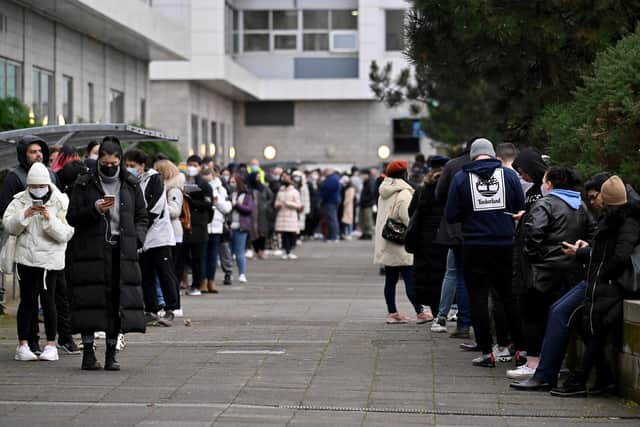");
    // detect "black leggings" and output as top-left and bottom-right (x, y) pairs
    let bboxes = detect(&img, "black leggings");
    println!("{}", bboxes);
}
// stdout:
(175, 242), (206, 289)
(252, 237), (266, 253)
(17, 265), (58, 342)
(141, 246), (179, 312)
(281, 232), (297, 254)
